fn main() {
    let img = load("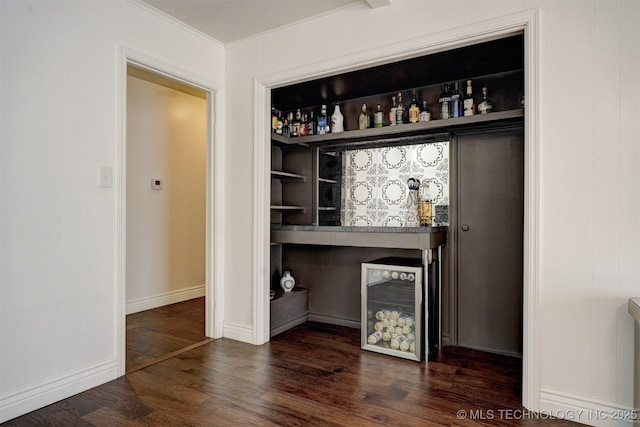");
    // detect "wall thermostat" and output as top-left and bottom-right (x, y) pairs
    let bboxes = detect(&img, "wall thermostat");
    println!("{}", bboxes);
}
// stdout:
(151, 178), (163, 190)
